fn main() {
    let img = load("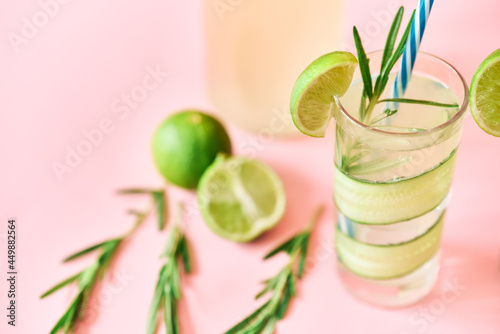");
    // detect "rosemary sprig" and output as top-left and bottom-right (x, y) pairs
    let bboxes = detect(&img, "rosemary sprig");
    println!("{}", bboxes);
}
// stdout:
(355, 6), (416, 123)
(379, 6), (404, 73)
(373, 6), (406, 100)
(224, 205), (325, 334)
(41, 188), (167, 334)
(147, 203), (191, 334)
(354, 7), (458, 125)
(377, 98), (459, 108)
(353, 27), (373, 101)
(368, 98), (458, 126)
(118, 188), (167, 230)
